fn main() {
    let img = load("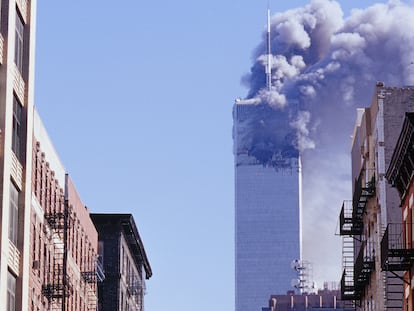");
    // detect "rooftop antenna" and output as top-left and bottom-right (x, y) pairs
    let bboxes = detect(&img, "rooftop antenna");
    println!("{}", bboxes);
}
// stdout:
(265, 0), (272, 90)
